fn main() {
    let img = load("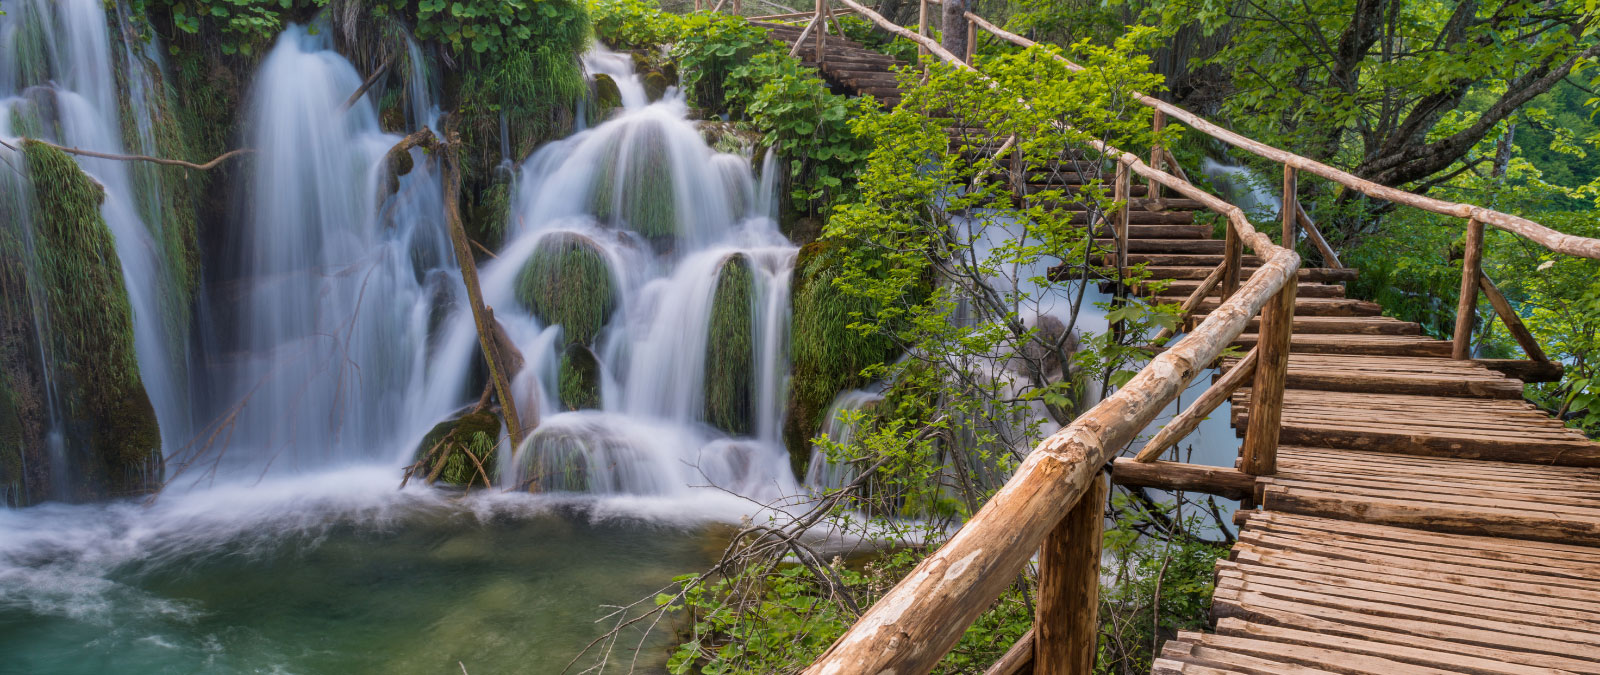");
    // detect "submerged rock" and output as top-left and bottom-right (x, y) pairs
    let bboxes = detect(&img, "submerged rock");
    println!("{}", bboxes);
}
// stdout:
(412, 410), (502, 488)
(704, 254), (754, 436)
(513, 232), (618, 346)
